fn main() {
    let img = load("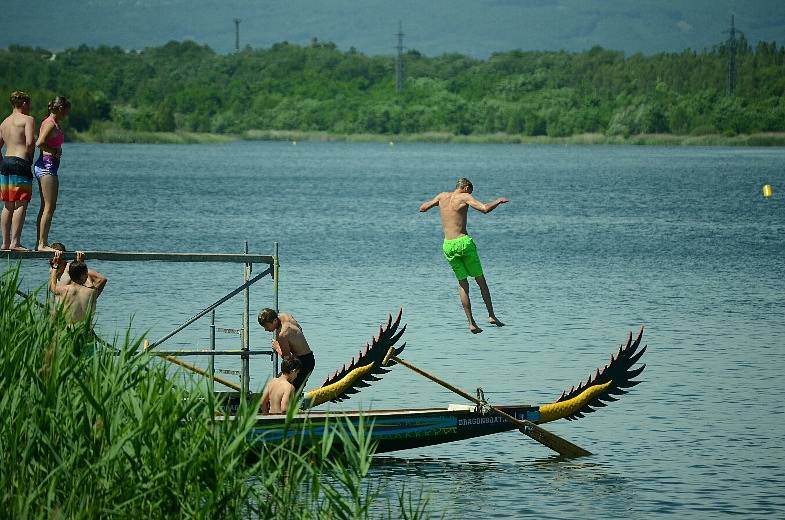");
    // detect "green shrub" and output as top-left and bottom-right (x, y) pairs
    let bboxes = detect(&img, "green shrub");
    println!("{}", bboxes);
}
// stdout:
(689, 124), (719, 136)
